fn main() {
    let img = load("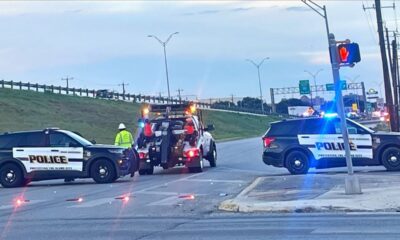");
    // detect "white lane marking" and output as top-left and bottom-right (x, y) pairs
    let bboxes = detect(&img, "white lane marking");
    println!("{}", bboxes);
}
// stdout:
(67, 197), (115, 208)
(135, 171), (207, 193)
(0, 200), (46, 210)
